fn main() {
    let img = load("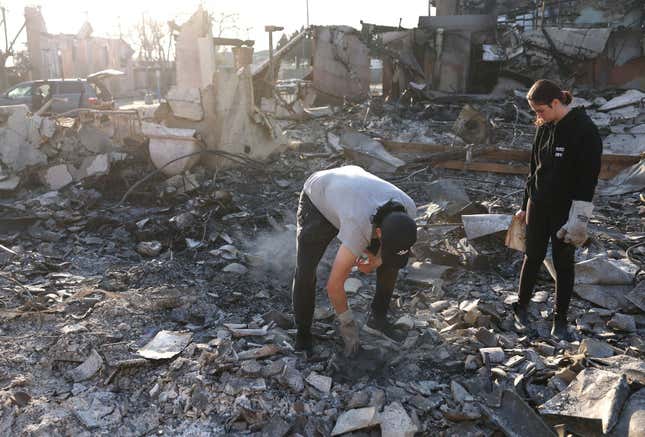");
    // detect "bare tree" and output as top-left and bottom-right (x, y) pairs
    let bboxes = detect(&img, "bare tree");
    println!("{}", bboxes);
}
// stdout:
(211, 12), (240, 38)
(0, 8), (27, 91)
(129, 15), (173, 63)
